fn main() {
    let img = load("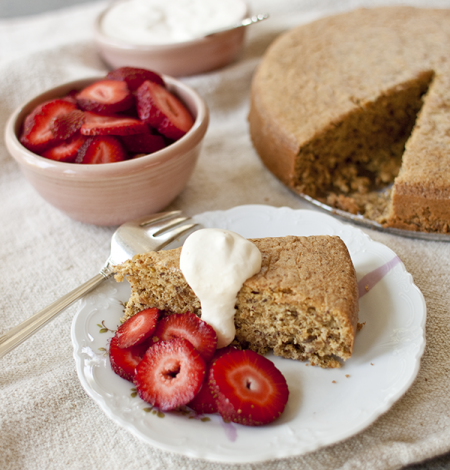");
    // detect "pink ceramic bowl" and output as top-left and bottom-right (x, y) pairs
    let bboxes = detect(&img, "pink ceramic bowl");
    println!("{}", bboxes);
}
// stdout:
(5, 76), (209, 226)
(94, 1), (249, 77)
